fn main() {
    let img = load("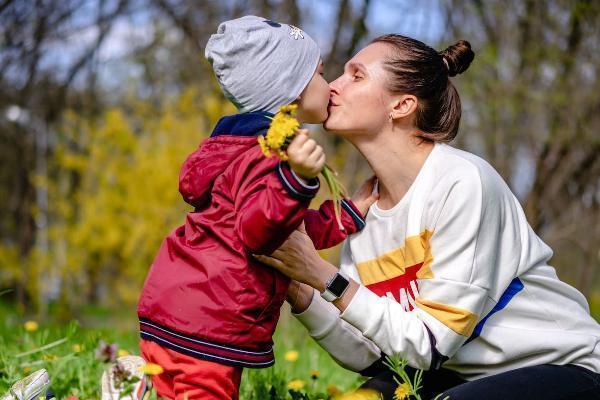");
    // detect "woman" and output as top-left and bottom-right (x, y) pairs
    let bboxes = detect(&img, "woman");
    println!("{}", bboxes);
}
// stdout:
(255, 34), (600, 399)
